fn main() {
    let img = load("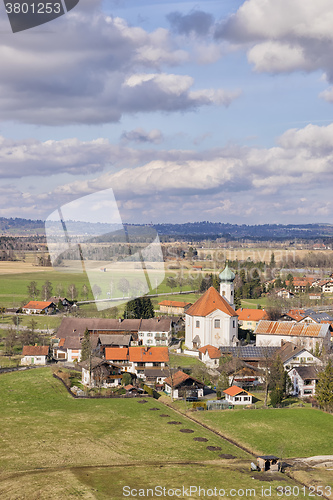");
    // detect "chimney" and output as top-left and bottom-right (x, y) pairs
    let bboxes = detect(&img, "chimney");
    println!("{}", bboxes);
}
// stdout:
(118, 318), (122, 323)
